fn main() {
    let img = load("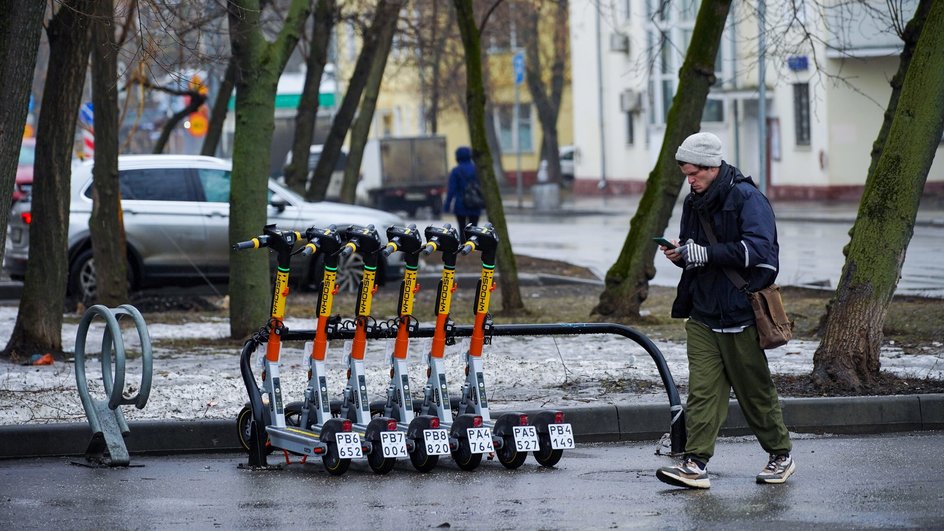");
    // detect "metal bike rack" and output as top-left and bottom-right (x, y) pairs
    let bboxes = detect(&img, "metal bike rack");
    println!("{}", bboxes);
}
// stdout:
(74, 304), (153, 466)
(283, 321), (687, 454)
